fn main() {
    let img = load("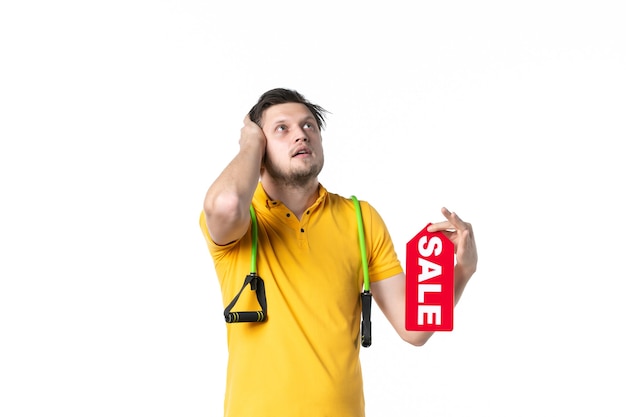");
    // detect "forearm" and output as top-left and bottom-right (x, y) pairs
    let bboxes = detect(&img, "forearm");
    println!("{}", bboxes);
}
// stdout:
(203, 142), (264, 244)
(204, 144), (263, 215)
